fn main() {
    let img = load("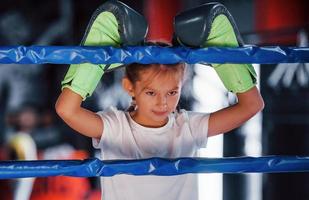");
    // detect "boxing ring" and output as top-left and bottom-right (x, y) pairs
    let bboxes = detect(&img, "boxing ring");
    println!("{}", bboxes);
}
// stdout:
(0, 45), (309, 179)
